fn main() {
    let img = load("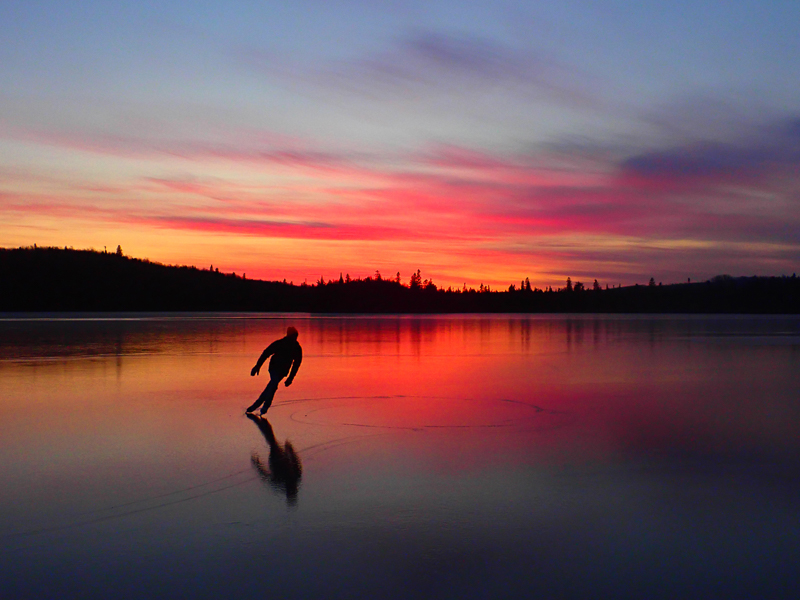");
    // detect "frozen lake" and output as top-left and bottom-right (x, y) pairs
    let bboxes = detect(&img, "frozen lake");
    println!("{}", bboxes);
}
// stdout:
(2, 314), (800, 599)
